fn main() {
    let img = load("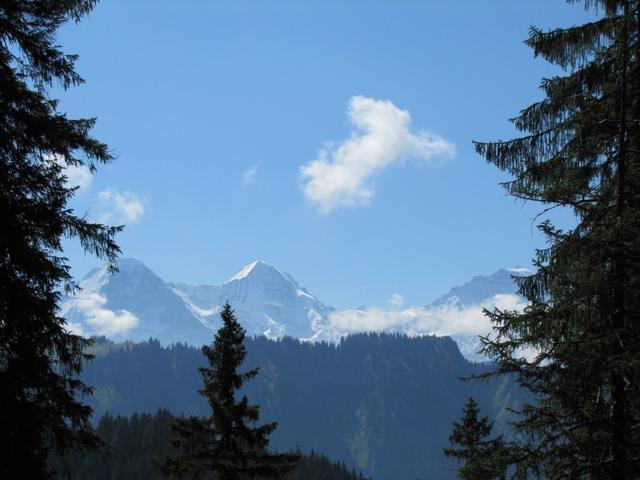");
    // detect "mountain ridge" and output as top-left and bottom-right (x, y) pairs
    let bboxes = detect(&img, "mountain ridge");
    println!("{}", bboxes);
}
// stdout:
(61, 258), (530, 360)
